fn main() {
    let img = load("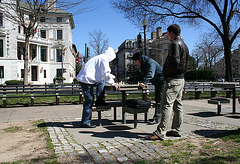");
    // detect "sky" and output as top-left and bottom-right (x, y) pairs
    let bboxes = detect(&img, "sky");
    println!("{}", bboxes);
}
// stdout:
(72, 0), (208, 58)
